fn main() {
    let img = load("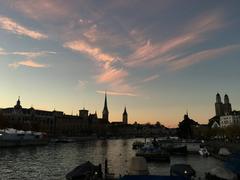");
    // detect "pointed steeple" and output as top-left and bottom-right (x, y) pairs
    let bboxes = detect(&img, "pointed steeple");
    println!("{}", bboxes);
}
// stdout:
(15, 96), (22, 109)
(122, 106), (128, 124)
(102, 92), (109, 122)
(103, 91), (108, 113)
(123, 106), (127, 115)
